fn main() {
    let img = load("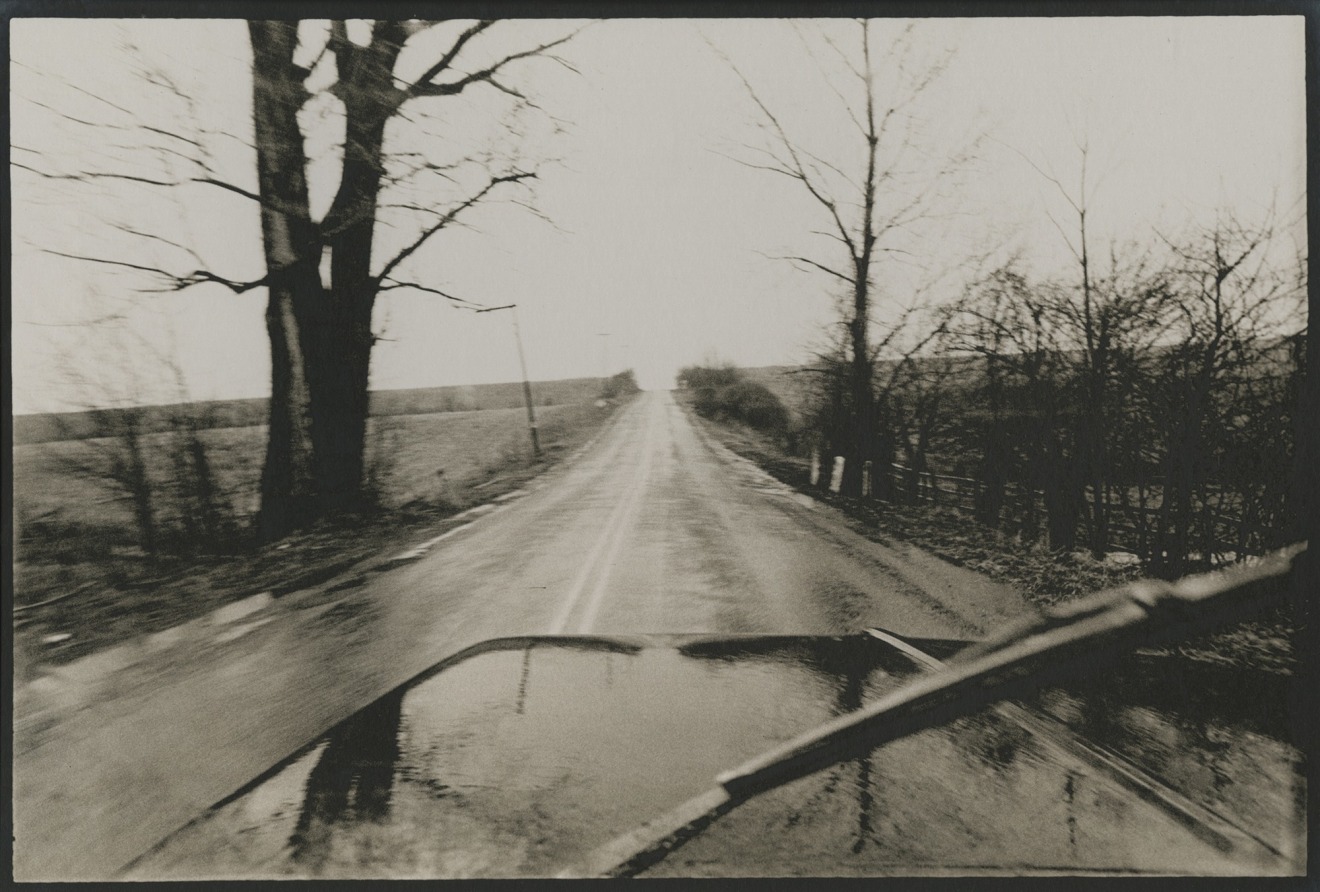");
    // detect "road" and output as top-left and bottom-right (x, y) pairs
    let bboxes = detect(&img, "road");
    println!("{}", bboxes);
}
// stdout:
(12, 390), (1031, 880)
